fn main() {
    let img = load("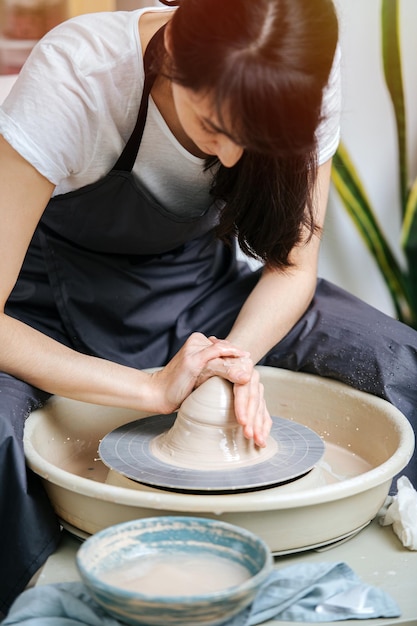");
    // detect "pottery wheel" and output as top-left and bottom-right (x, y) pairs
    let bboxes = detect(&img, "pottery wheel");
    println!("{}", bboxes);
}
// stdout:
(99, 414), (325, 493)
